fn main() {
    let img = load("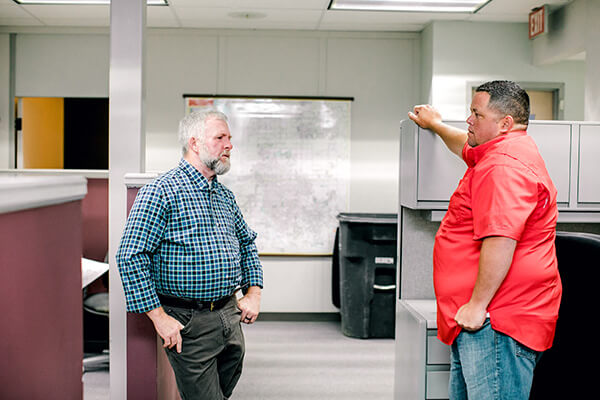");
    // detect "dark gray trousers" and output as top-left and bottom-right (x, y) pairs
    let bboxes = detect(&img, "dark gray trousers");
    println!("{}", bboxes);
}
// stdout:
(163, 296), (245, 400)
